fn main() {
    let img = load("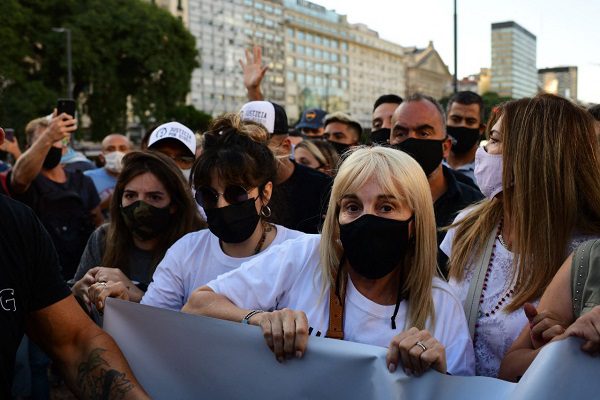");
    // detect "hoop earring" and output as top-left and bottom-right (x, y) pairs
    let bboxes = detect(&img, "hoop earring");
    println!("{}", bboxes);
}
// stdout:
(260, 205), (272, 218)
